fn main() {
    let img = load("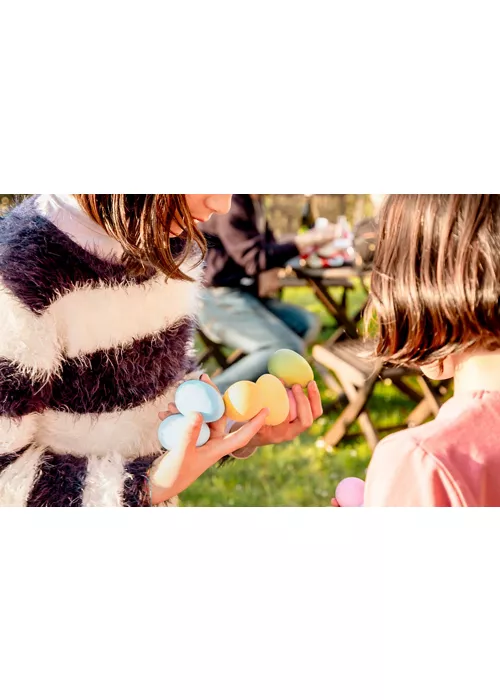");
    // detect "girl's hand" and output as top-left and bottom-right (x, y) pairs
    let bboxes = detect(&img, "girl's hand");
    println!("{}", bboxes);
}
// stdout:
(331, 498), (340, 507)
(158, 374), (229, 440)
(152, 374), (268, 504)
(231, 381), (323, 452)
(150, 407), (269, 504)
